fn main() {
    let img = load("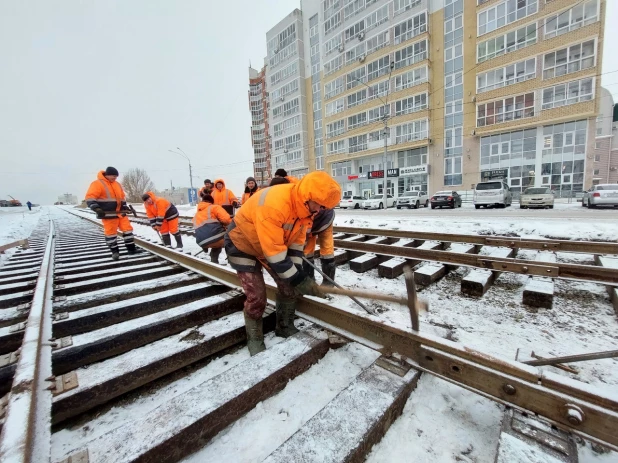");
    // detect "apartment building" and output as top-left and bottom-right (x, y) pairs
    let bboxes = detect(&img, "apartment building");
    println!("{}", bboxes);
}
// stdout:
(593, 86), (618, 184)
(248, 66), (272, 187)
(252, 0), (606, 197)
